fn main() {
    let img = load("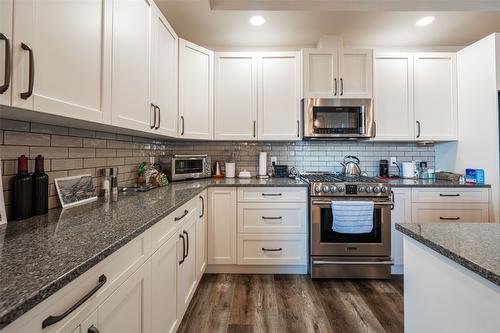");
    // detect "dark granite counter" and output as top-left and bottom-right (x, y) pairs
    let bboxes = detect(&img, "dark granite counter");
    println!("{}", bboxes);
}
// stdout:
(382, 178), (491, 188)
(396, 223), (500, 287)
(0, 177), (307, 330)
